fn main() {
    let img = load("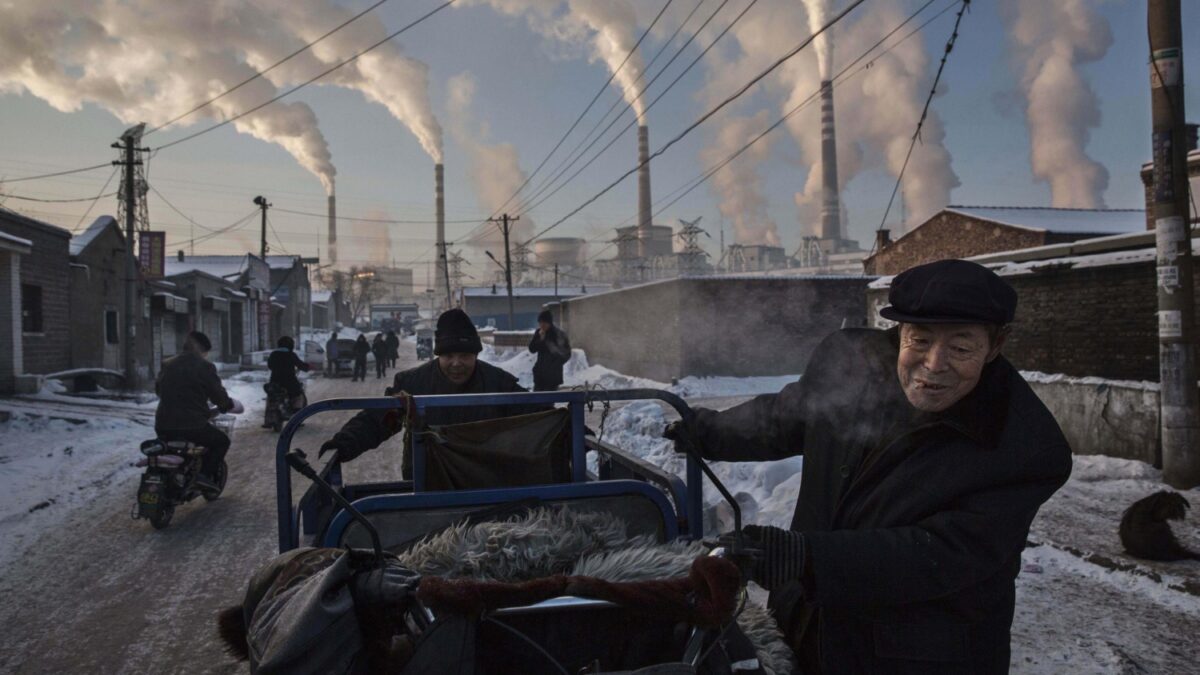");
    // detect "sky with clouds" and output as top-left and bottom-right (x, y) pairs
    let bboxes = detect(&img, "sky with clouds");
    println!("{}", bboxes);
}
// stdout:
(0, 0), (1196, 288)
